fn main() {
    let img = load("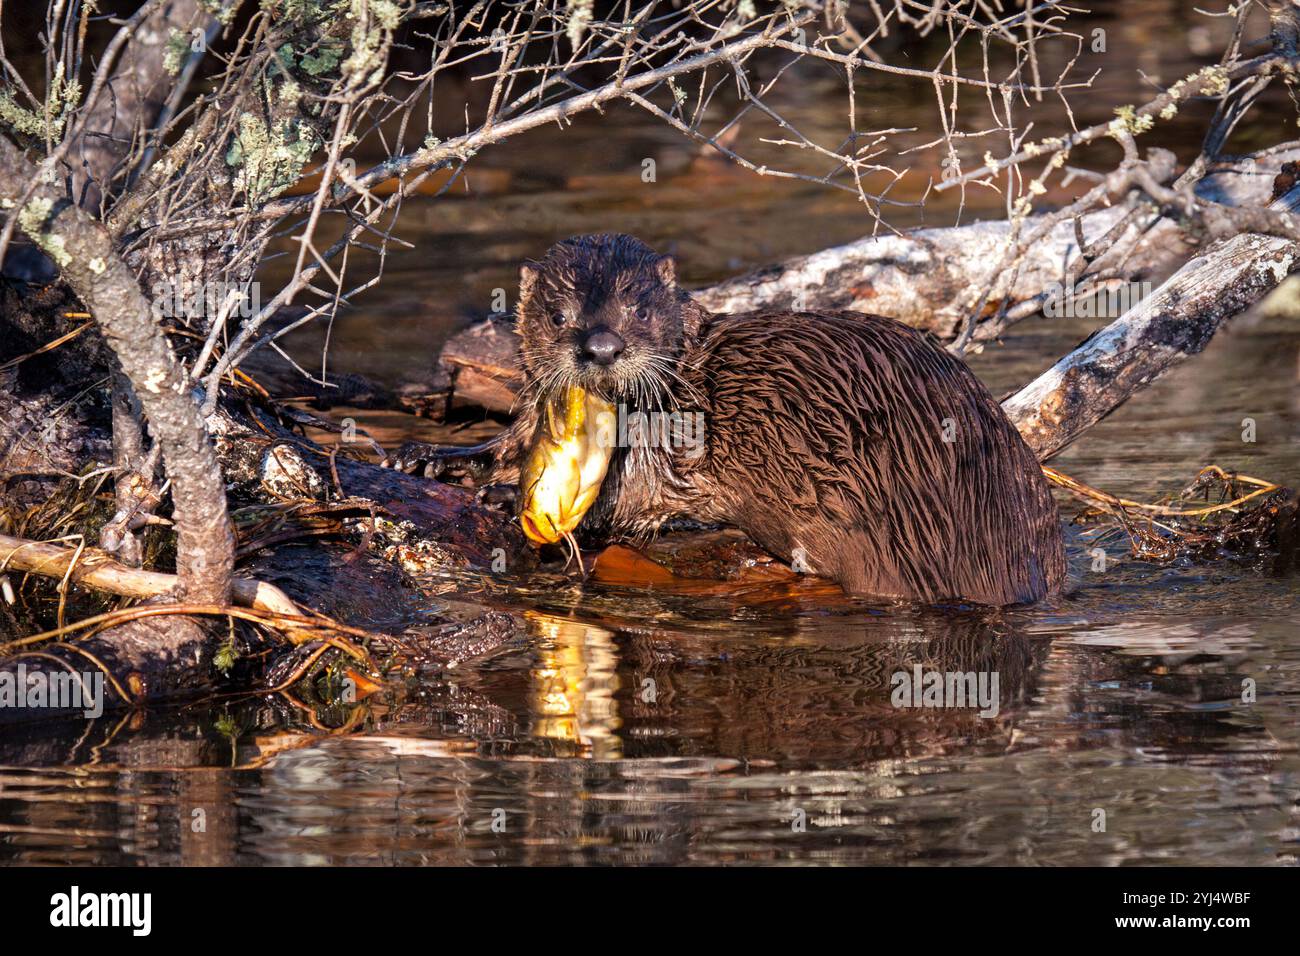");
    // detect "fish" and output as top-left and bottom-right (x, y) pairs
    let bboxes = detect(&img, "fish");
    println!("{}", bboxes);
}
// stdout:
(519, 385), (617, 550)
